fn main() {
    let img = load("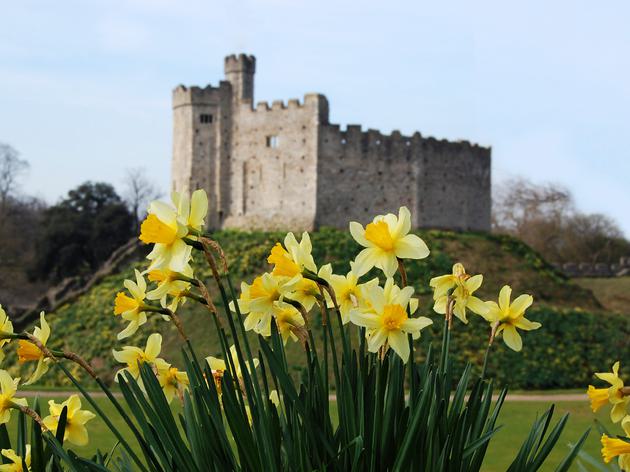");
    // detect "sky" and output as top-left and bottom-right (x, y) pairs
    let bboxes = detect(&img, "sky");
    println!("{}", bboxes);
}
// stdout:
(1, 0), (629, 235)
